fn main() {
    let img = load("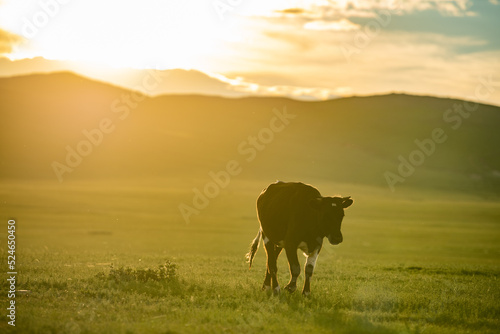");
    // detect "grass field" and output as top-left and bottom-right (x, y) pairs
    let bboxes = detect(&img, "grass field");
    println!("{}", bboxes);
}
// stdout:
(1, 179), (499, 333)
